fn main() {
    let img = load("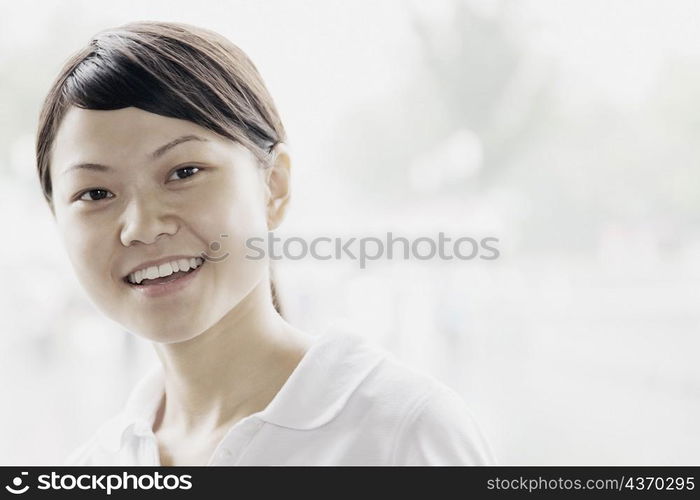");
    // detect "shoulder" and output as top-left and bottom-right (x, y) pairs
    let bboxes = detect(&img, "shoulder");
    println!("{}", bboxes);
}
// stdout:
(63, 364), (165, 465)
(389, 380), (496, 465)
(348, 346), (496, 465)
(62, 413), (128, 465)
